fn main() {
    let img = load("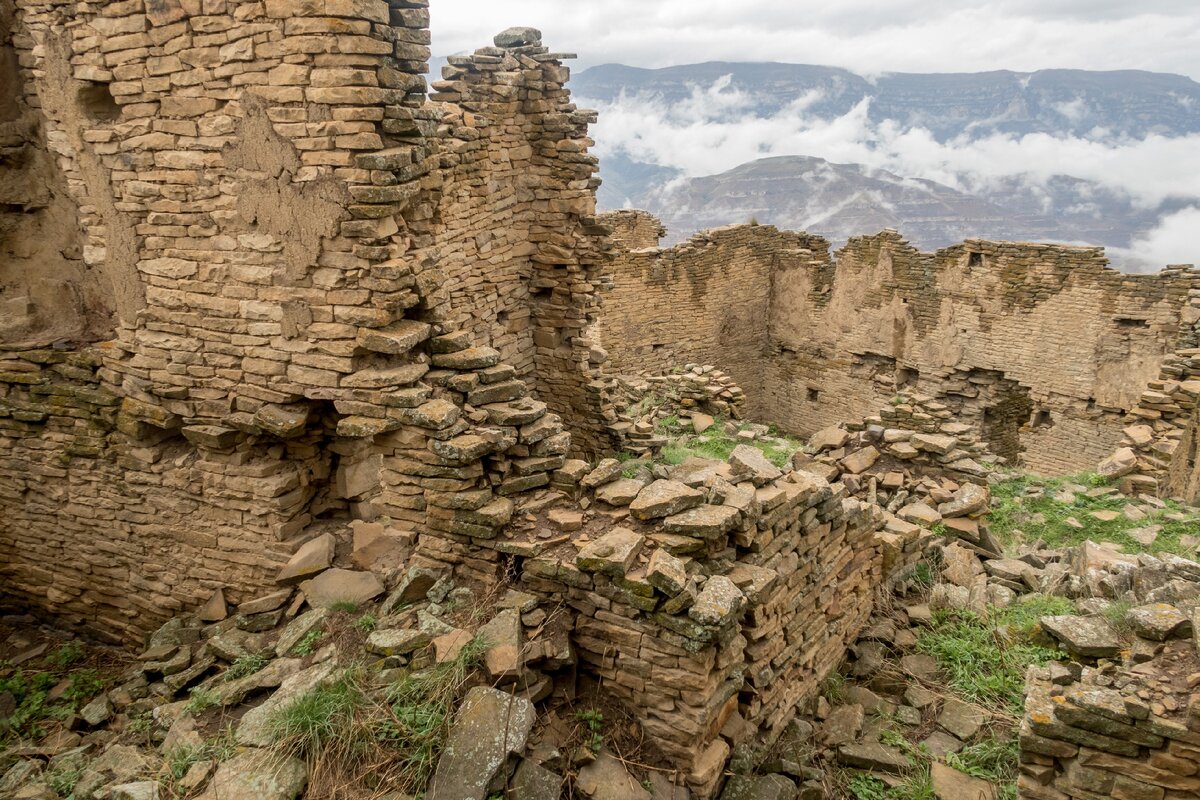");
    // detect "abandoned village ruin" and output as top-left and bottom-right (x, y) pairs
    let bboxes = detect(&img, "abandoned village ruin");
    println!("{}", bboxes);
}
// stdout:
(2, 1), (1200, 799)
